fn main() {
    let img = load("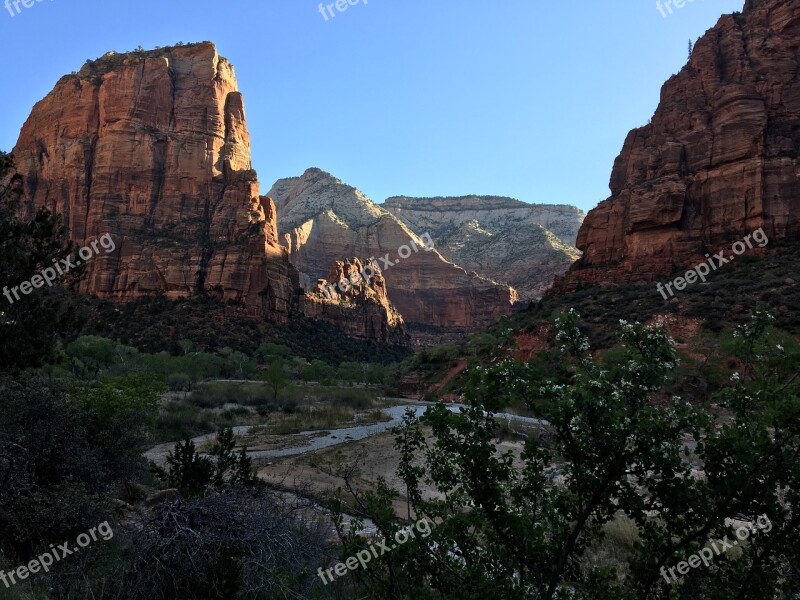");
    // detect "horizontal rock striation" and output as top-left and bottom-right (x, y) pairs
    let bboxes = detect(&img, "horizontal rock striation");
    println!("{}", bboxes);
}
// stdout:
(300, 257), (408, 345)
(384, 195), (584, 247)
